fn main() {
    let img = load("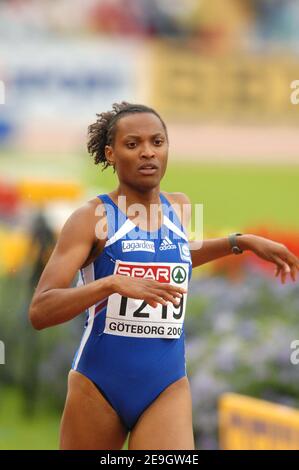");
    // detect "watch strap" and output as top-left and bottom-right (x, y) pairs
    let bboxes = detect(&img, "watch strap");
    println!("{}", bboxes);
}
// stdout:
(228, 232), (243, 255)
